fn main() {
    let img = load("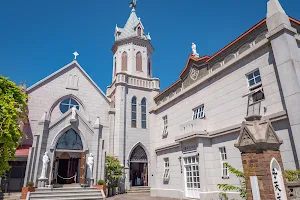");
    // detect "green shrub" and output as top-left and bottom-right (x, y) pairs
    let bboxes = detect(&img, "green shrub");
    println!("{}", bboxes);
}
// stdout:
(285, 169), (300, 182)
(98, 180), (105, 185)
(26, 181), (34, 187)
